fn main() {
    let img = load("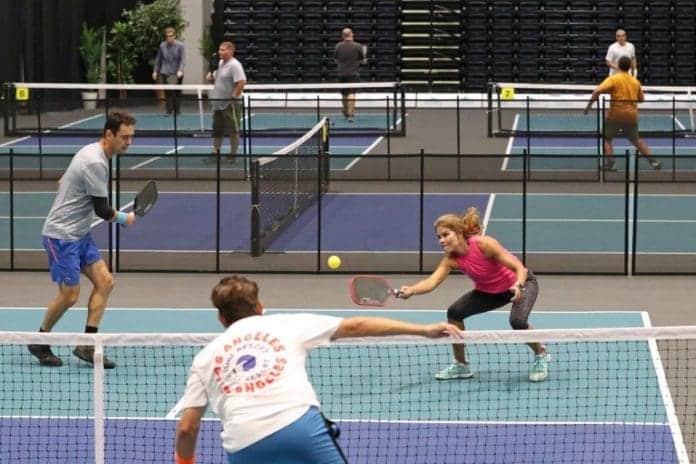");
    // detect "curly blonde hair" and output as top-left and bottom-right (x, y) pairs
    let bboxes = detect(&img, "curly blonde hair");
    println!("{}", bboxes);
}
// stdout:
(434, 207), (482, 238)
